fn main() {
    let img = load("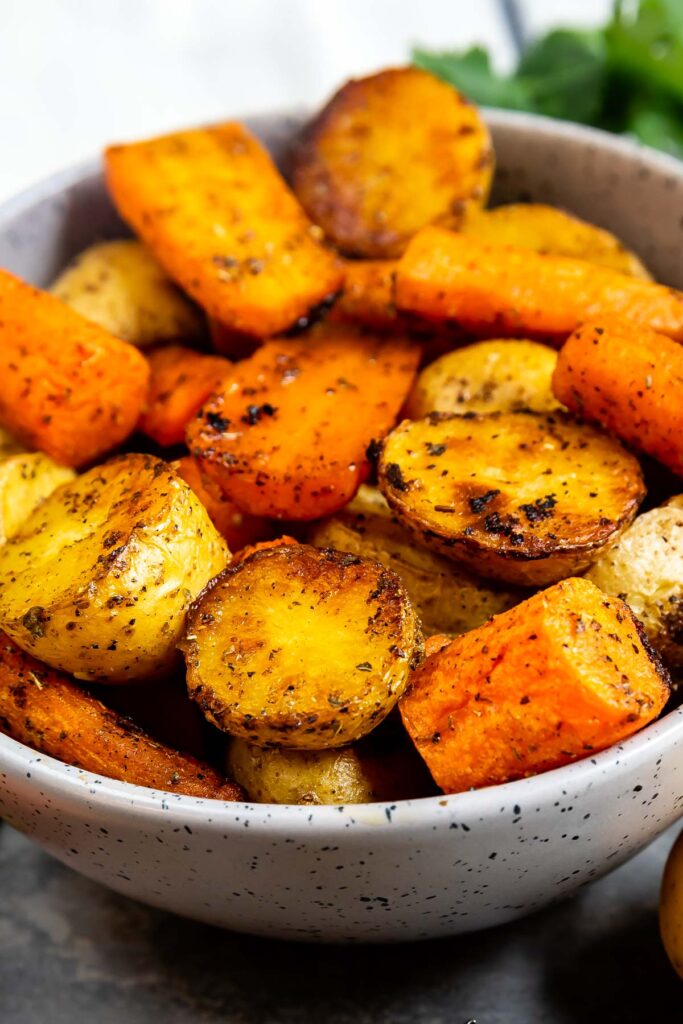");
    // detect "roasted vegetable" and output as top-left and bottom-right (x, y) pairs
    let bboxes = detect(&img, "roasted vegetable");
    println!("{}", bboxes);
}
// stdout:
(0, 633), (243, 799)
(400, 577), (671, 793)
(140, 345), (231, 447)
(332, 260), (399, 329)
(405, 339), (561, 419)
(0, 427), (24, 459)
(309, 485), (521, 637)
(50, 239), (205, 346)
(0, 454), (228, 683)
(0, 269), (150, 467)
(290, 67), (493, 258)
(187, 322), (420, 520)
(553, 318), (683, 476)
(0, 453), (74, 545)
(395, 228), (683, 341)
(105, 121), (343, 337)
(661, 828), (683, 980)
(181, 543), (423, 748)
(378, 411), (644, 586)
